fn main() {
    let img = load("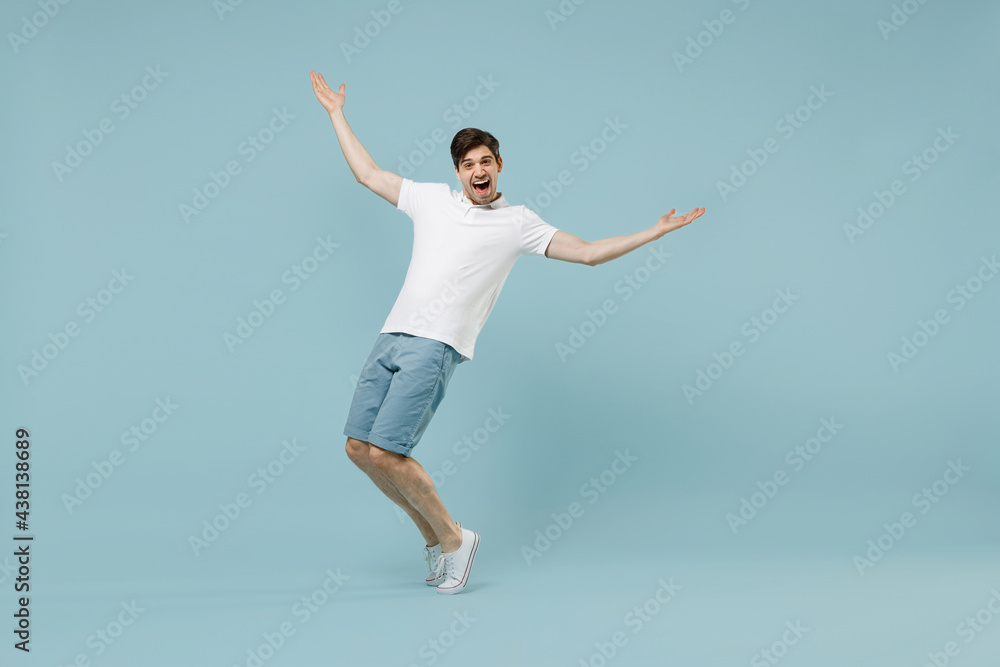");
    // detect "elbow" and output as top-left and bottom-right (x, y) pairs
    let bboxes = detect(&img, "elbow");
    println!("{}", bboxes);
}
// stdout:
(583, 244), (599, 267)
(356, 167), (377, 187)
